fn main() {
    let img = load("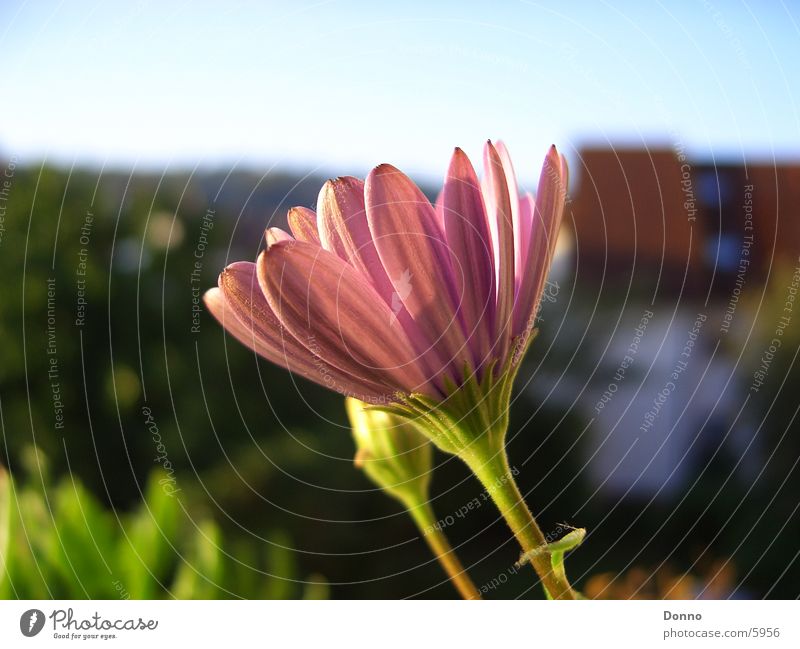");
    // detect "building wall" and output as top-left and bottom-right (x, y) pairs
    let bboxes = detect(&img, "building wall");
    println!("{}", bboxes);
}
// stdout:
(569, 148), (800, 294)
(747, 165), (800, 268)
